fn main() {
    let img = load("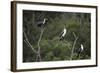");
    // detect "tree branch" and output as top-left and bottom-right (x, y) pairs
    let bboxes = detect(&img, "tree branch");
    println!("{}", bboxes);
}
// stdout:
(70, 32), (78, 60)
(37, 28), (45, 61)
(23, 31), (37, 54)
